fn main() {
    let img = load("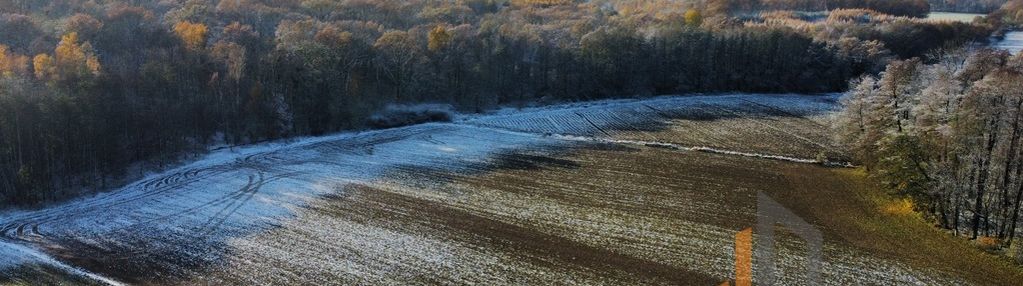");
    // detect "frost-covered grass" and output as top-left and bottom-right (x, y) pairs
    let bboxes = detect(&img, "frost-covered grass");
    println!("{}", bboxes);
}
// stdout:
(463, 93), (844, 160)
(802, 168), (1023, 285)
(1, 93), (1014, 285)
